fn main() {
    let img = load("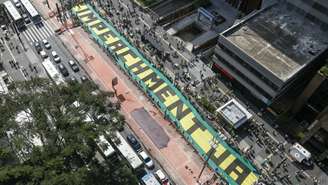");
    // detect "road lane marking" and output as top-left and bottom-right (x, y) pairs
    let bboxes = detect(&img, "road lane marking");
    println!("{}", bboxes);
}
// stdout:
(29, 26), (42, 41)
(36, 25), (48, 39)
(43, 19), (55, 33)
